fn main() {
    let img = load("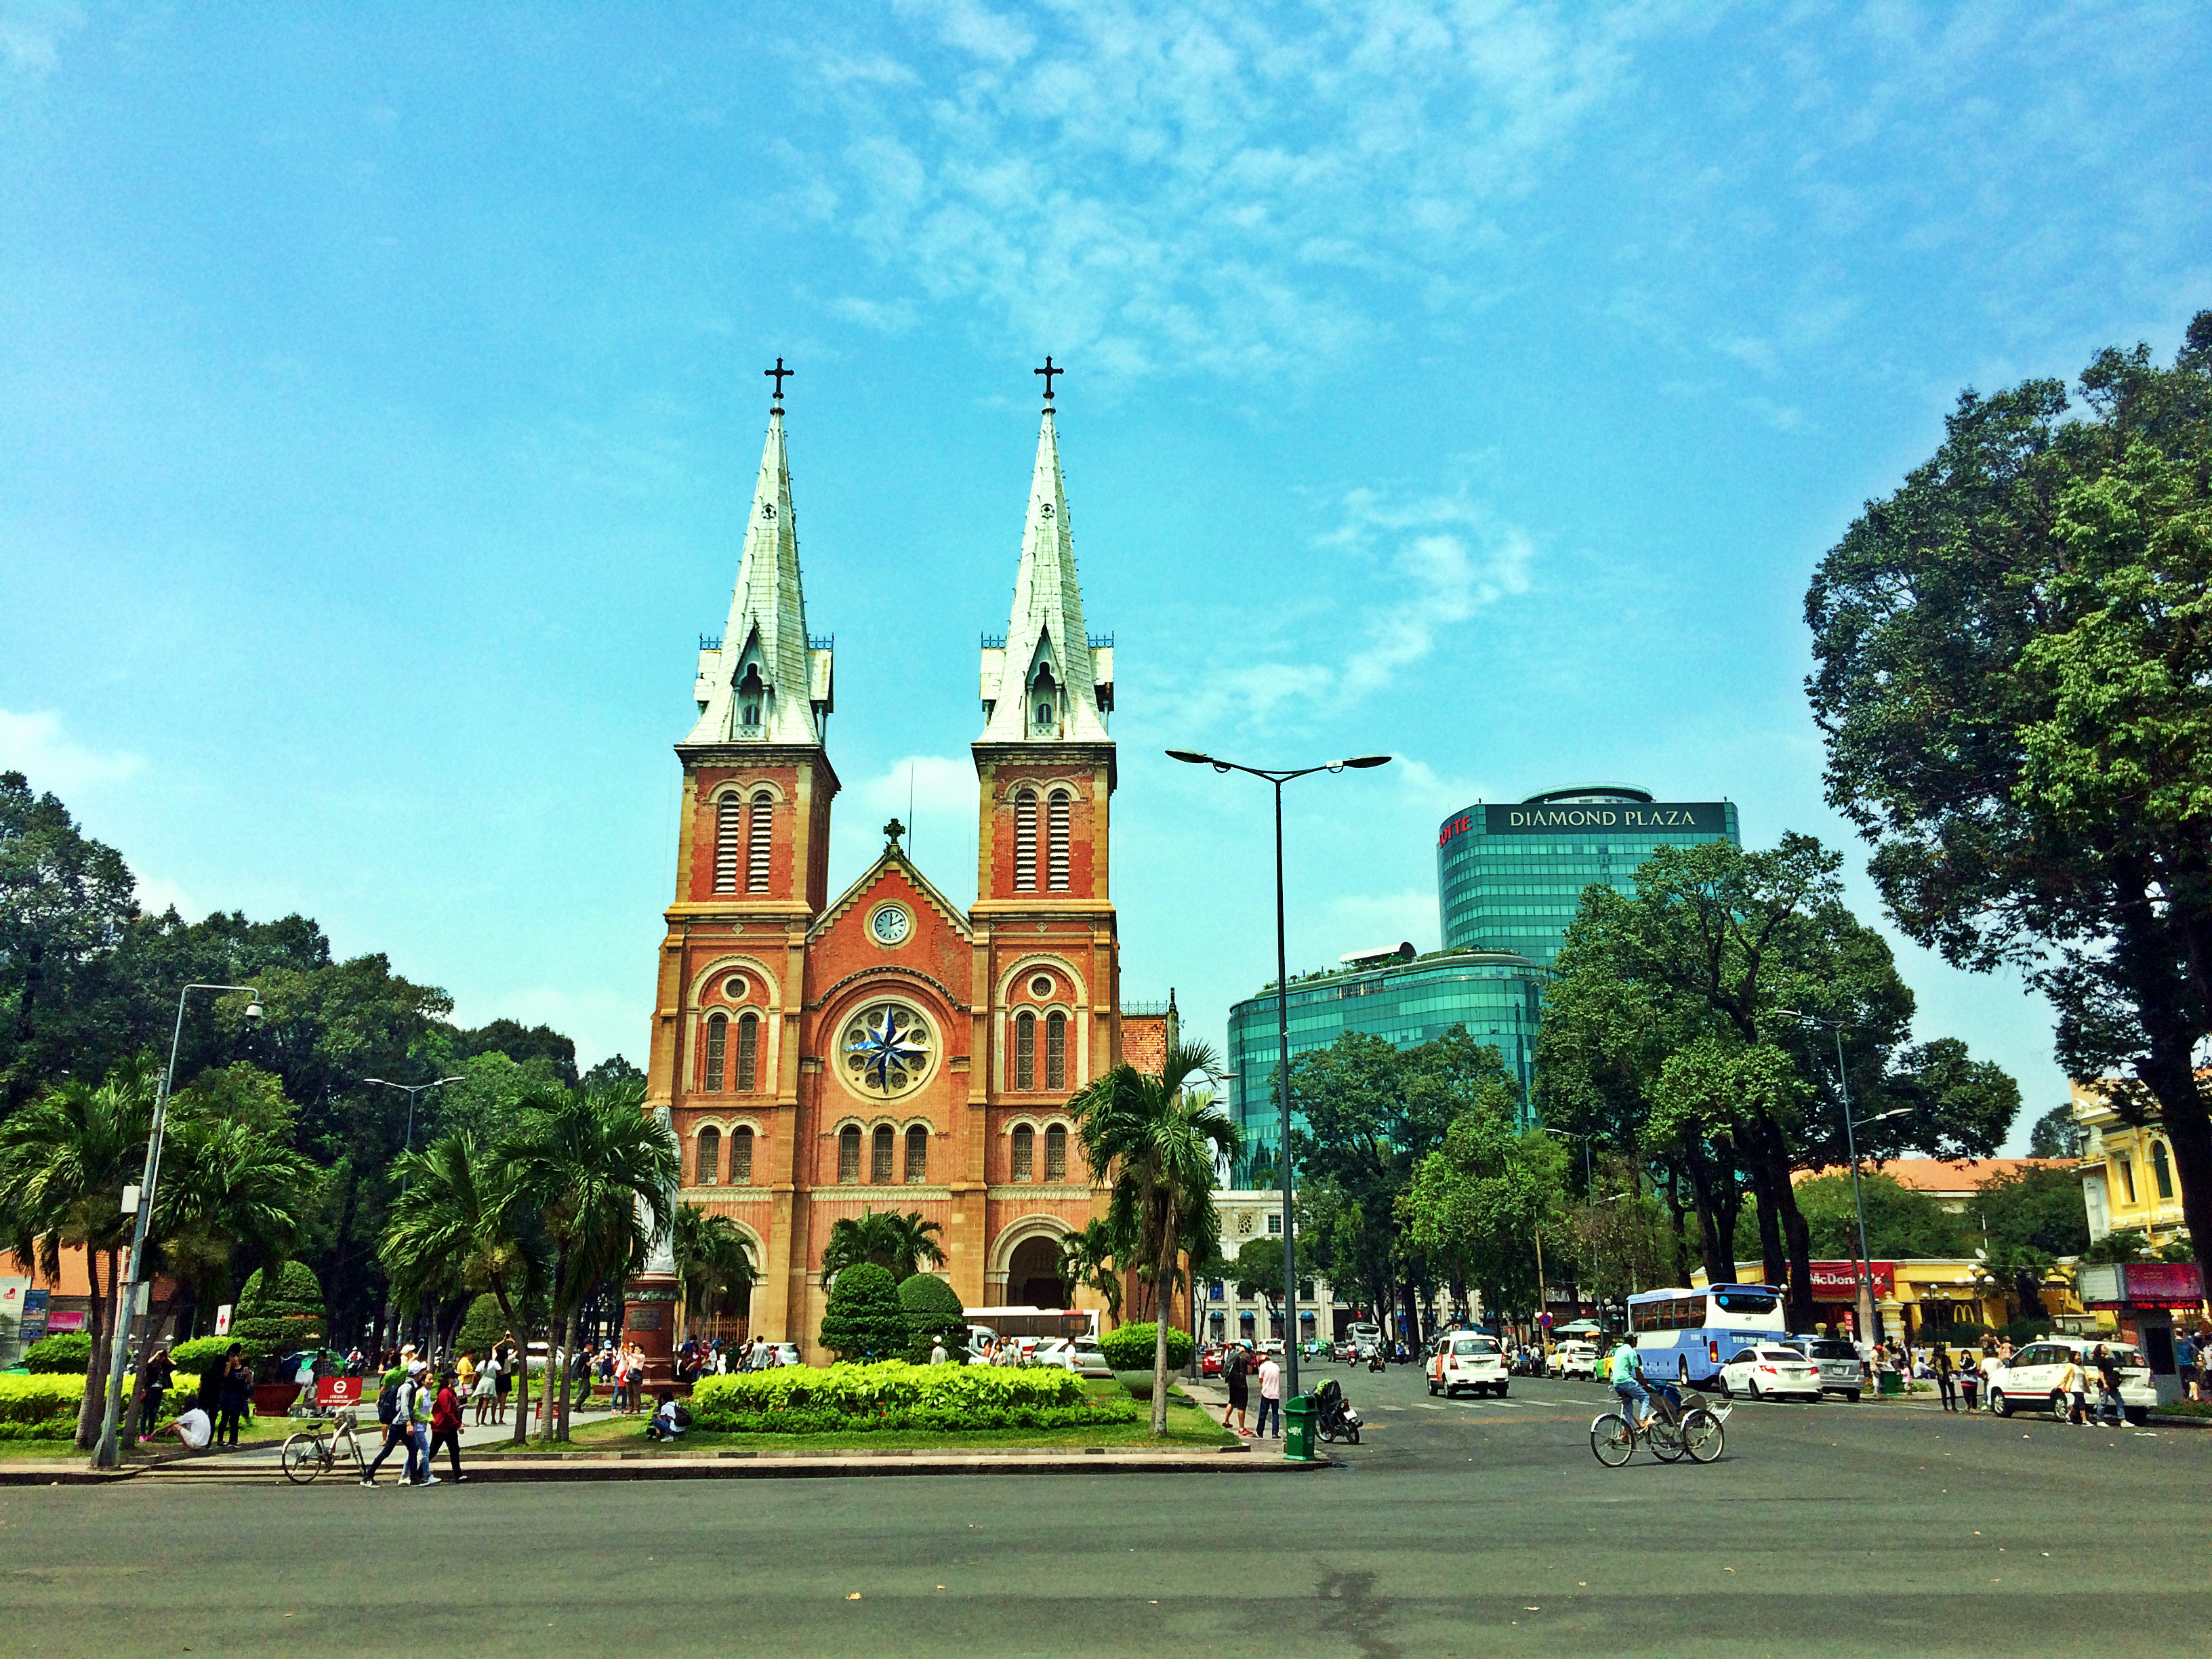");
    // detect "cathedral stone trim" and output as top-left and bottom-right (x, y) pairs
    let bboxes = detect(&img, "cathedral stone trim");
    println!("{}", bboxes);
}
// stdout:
(810, 962), (968, 1015)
